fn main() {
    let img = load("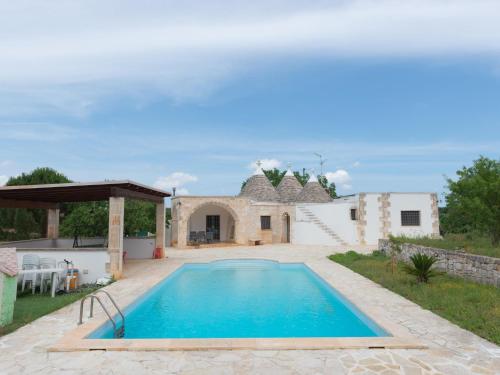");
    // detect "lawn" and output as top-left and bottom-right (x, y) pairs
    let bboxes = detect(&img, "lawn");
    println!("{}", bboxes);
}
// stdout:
(329, 251), (500, 345)
(393, 233), (500, 258)
(0, 285), (99, 337)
